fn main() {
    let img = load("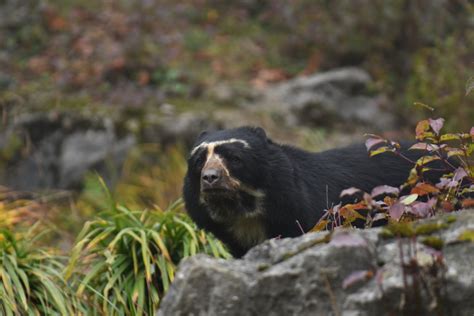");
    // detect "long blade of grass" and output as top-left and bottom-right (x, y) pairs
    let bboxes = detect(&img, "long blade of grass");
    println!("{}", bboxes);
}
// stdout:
(30, 271), (69, 315)
(76, 261), (107, 296)
(85, 227), (115, 251)
(156, 256), (170, 292)
(2, 256), (28, 310)
(173, 217), (198, 244)
(0, 267), (16, 312)
(102, 260), (129, 311)
(149, 231), (171, 261)
(116, 205), (143, 227)
(139, 230), (152, 283)
(108, 228), (142, 250)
